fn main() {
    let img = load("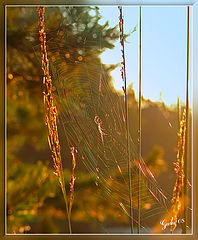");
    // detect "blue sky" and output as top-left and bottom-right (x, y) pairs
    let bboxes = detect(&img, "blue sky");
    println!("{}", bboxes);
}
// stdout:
(99, 6), (192, 107)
